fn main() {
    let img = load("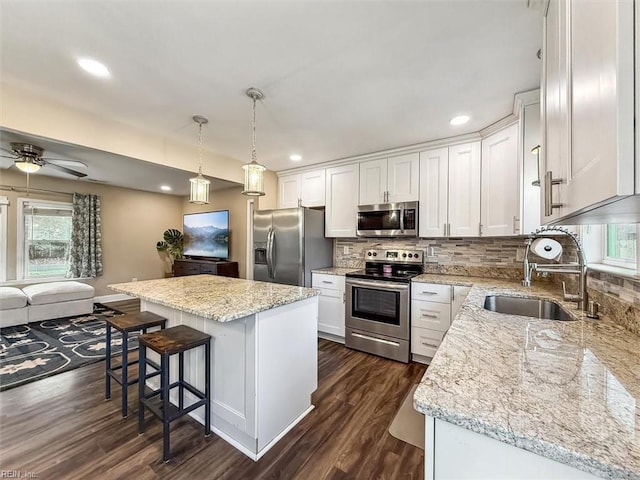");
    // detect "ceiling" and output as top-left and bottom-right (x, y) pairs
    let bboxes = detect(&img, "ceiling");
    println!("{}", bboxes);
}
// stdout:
(0, 1), (542, 181)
